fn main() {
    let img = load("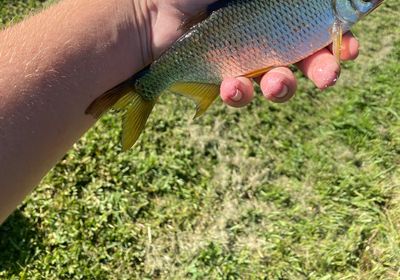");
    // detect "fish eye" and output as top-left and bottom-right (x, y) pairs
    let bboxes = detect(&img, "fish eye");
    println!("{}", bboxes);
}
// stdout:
(351, 0), (374, 13)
